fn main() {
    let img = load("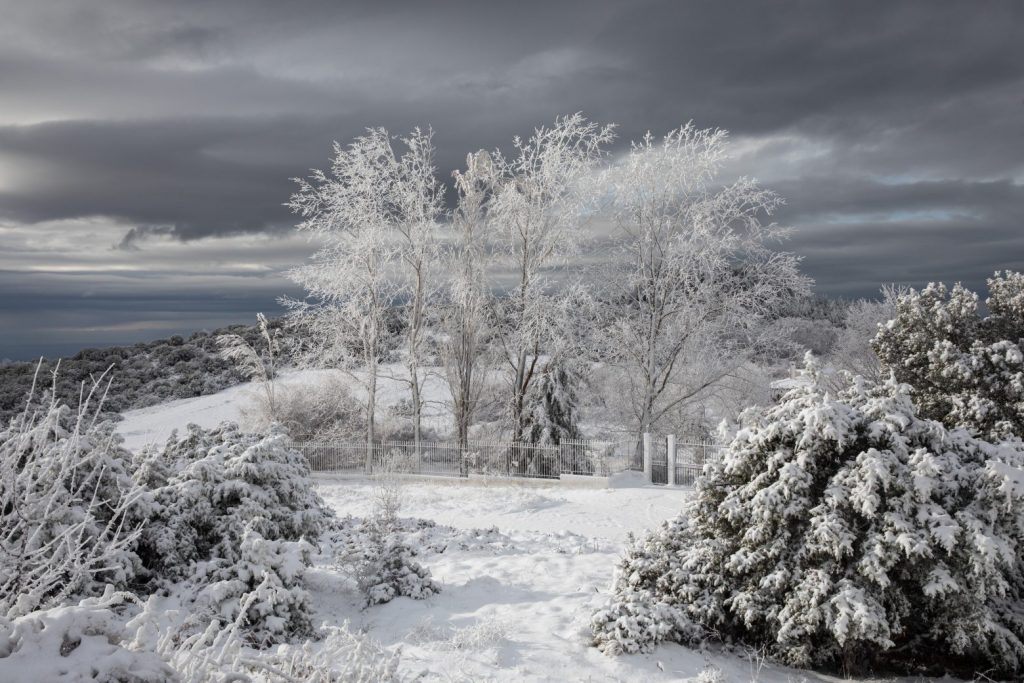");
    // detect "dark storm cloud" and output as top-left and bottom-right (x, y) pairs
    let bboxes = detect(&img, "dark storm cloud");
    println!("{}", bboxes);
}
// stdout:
(0, 0), (1022, 358)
